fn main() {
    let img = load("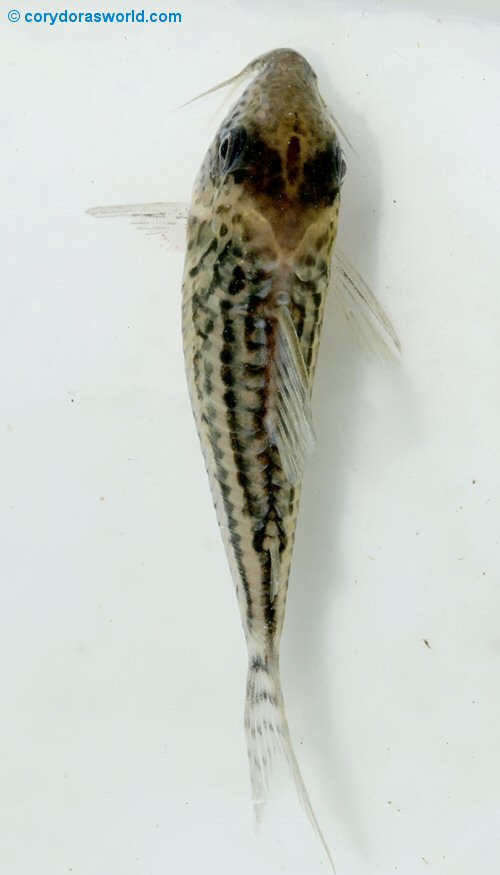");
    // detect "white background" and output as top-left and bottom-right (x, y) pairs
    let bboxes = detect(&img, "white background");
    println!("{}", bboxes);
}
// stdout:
(1, 1), (499, 873)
